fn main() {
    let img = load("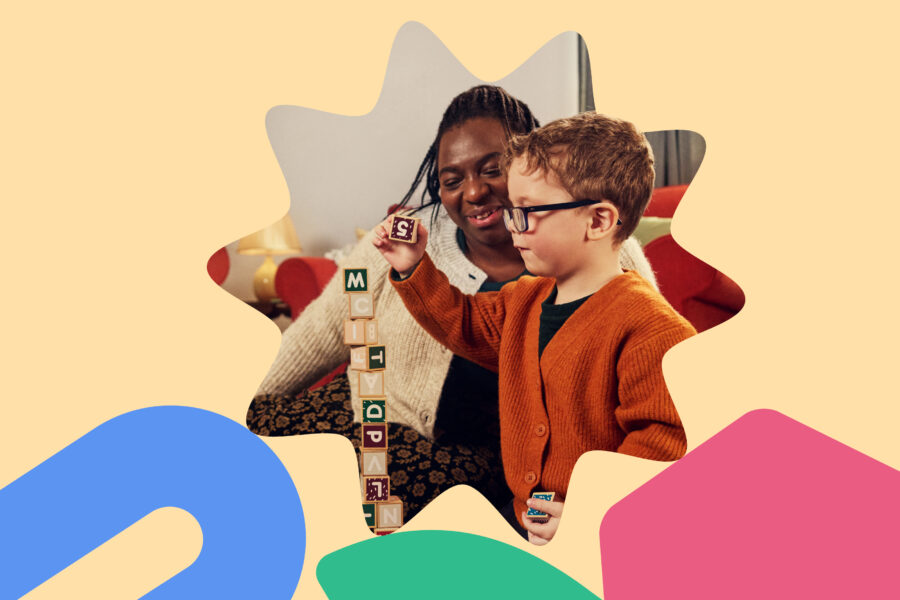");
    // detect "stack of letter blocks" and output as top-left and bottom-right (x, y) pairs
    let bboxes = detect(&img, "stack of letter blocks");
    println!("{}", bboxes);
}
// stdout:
(343, 264), (403, 535)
